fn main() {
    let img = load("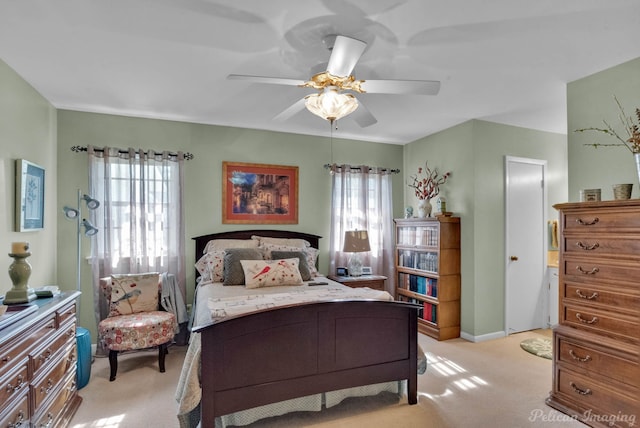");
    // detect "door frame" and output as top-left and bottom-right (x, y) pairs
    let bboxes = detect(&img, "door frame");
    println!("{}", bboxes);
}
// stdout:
(504, 156), (548, 334)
